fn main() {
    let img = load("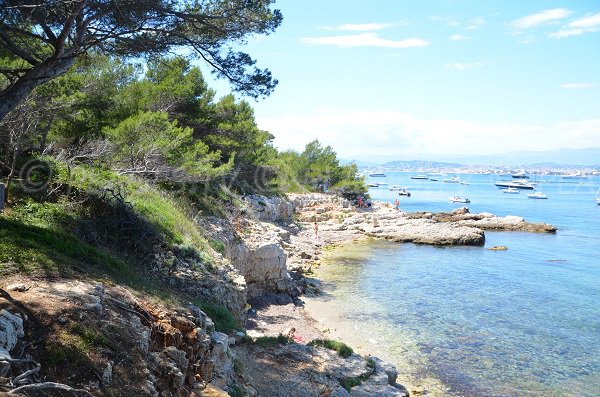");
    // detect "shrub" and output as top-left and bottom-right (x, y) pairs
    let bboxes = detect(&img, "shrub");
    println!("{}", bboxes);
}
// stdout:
(193, 300), (241, 333)
(253, 334), (290, 347)
(308, 339), (353, 358)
